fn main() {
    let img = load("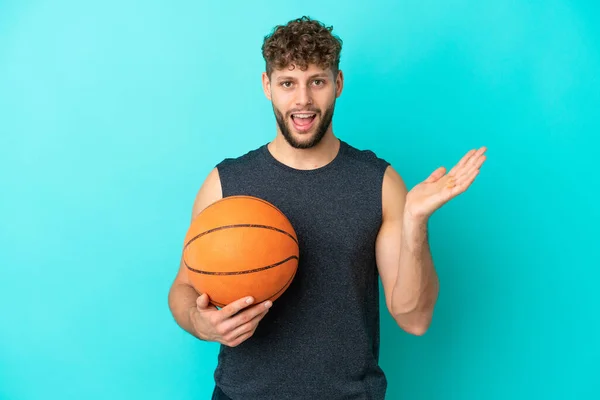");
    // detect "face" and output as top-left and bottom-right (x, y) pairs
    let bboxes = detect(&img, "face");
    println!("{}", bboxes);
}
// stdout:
(262, 64), (344, 149)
